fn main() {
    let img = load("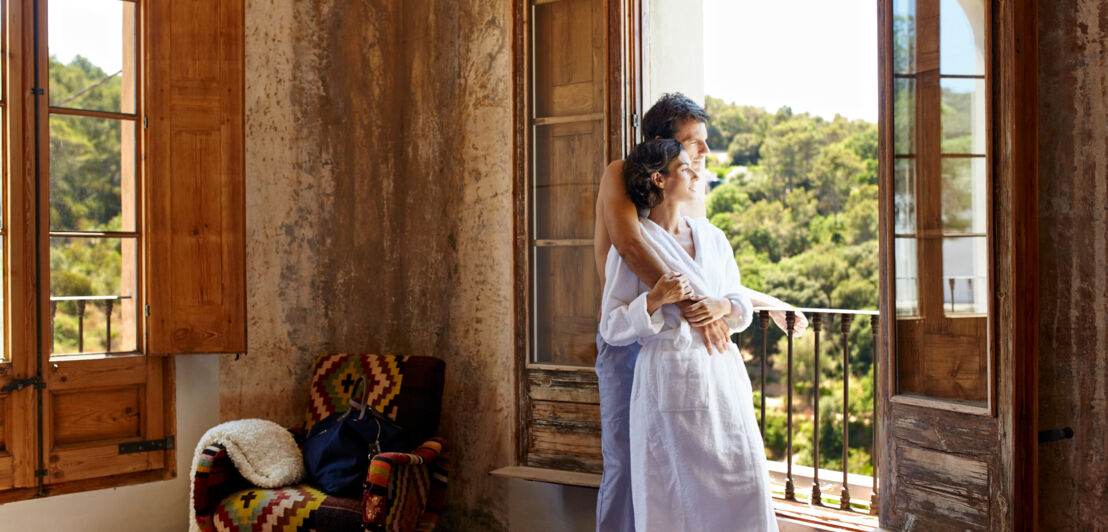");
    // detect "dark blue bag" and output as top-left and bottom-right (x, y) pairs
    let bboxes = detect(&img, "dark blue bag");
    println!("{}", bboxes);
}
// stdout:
(302, 377), (411, 496)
